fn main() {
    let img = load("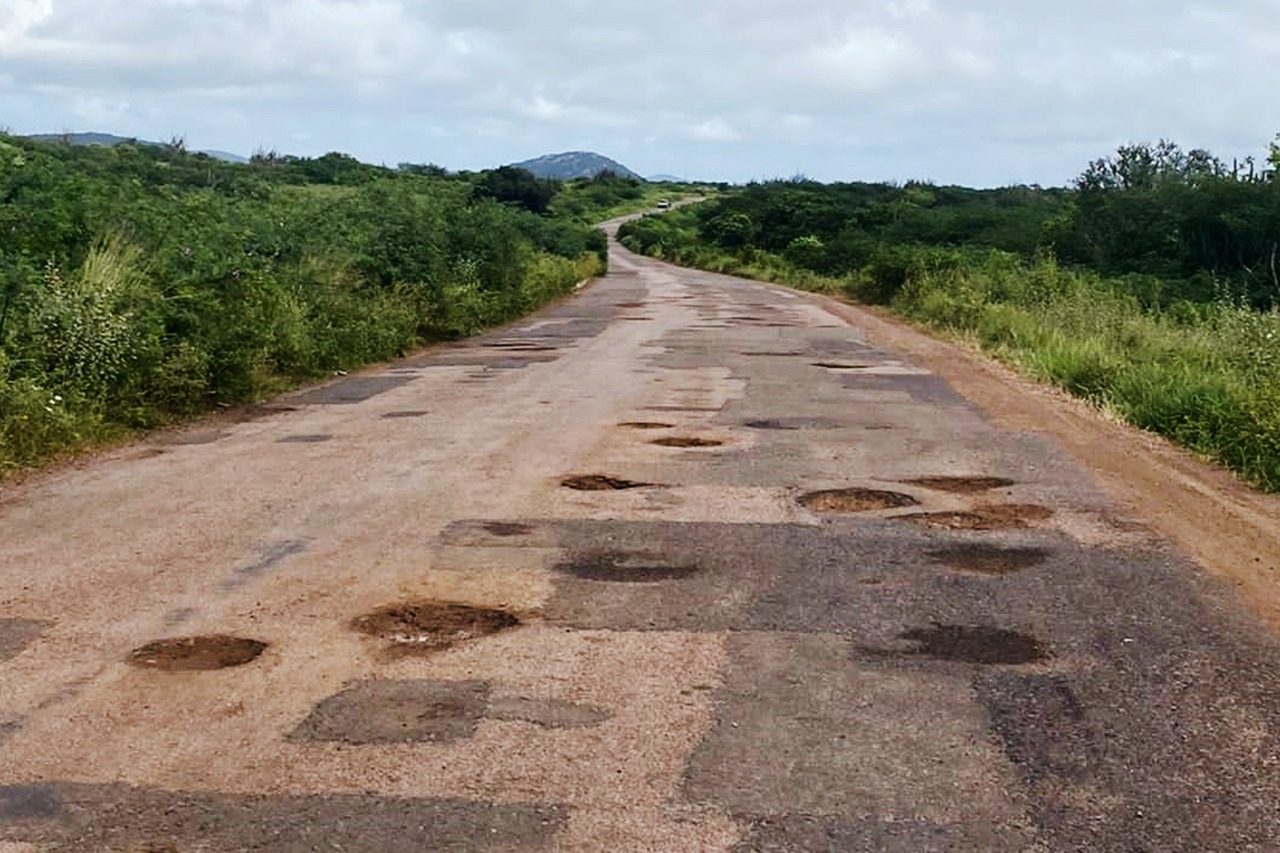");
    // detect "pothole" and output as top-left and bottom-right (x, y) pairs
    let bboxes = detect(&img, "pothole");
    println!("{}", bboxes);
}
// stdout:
(382, 411), (430, 419)
(899, 624), (1050, 665)
(813, 362), (873, 370)
(901, 505), (1054, 530)
(743, 419), (799, 431)
(652, 437), (724, 448)
(929, 545), (1050, 575)
(904, 476), (1017, 494)
(352, 602), (520, 654)
(799, 488), (920, 513)
(127, 636), (268, 672)
(278, 434), (333, 444)
(481, 522), (534, 537)
(561, 474), (654, 491)
(557, 550), (700, 582)
(619, 422), (675, 430)
(615, 301), (648, 309)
